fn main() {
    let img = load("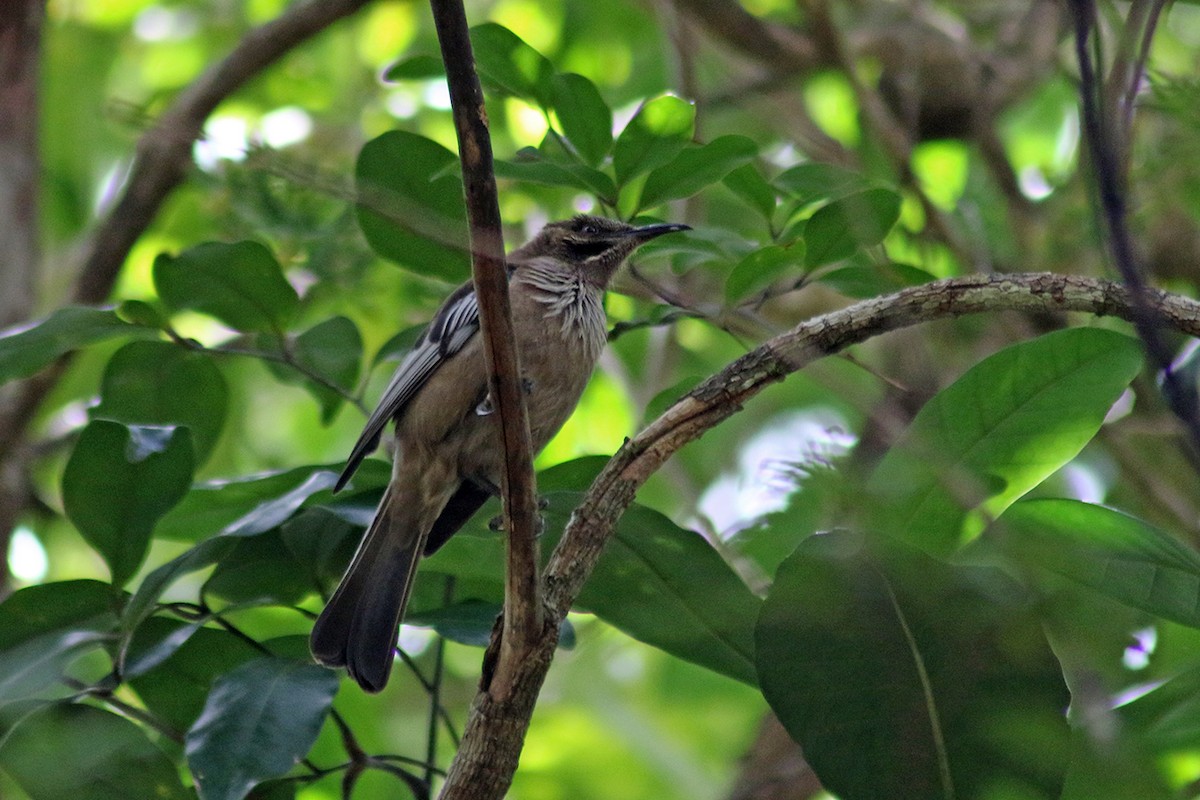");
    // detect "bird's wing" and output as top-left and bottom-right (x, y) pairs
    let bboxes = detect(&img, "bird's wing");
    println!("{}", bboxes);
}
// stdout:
(336, 282), (481, 491)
